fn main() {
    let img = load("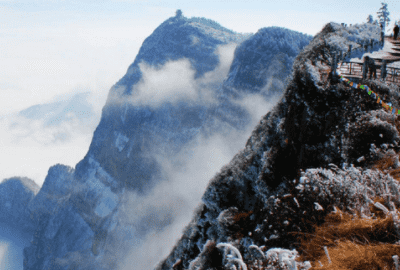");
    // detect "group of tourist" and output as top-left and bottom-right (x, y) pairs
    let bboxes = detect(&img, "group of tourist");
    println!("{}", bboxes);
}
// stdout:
(362, 23), (400, 79)
(394, 24), (399, 40)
